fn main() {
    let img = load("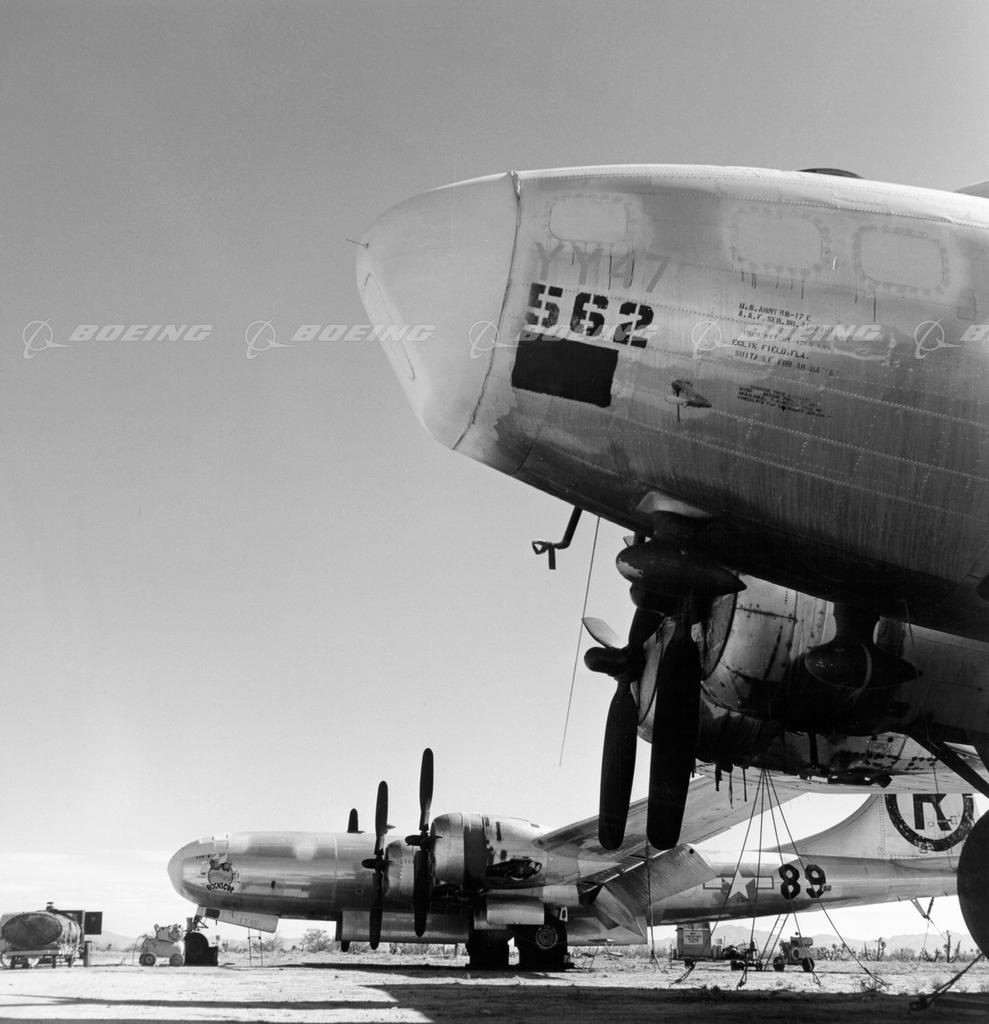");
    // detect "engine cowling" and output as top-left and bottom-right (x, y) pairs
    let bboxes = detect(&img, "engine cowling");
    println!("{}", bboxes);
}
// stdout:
(430, 813), (488, 889)
(635, 577), (915, 740)
(631, 575), (980, 782)
(704, 578), (918, 734)
(384, 841), (417, 902)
